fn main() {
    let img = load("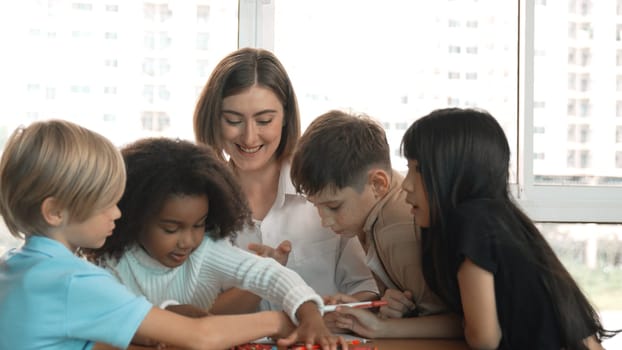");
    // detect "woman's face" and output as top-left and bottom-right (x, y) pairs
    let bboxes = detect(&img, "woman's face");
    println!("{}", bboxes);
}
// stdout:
(220, 85), (285, 172)
(139, 194), (208, 268)
(401, 159), (430, 228)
